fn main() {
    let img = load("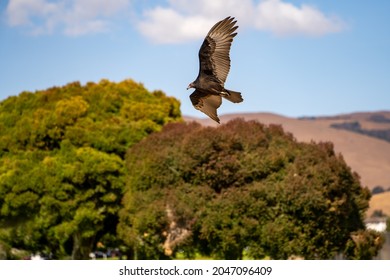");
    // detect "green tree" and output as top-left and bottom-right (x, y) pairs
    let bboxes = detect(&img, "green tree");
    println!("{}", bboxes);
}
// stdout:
(38, 144), (125, 259)
(344, 230), (384, 260)
(119, 119), (376, 259)
(0, 79), (181, 259)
